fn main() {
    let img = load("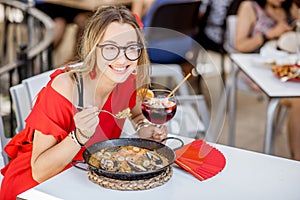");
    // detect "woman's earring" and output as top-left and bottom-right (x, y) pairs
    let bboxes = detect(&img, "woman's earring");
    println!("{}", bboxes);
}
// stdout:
(89, 66), (96, 80)
(132, 67), (137, 75)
